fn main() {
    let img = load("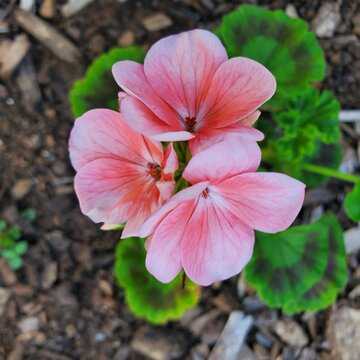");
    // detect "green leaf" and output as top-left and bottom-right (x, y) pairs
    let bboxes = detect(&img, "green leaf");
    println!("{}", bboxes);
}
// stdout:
(20, 208), (37, 222)
(0, 238), (15, 250)
(114, 237), (200, 325)
(69, 47), (145, 118)
(217, 4), (325, 97)
(244, 221), (329, 307)
(8, 227), (21, 241)
(261, 87), (342, 187)
(344, 182), (360, 222)
(283, 214), (347, 314)
(273, 87), (341, 153)
(8, 256), (23, 270)
(272, 142), (343, 188)
(14, 241), (28, 255)
(1, 249), (16, 260)
(0, 220), (7, 232)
